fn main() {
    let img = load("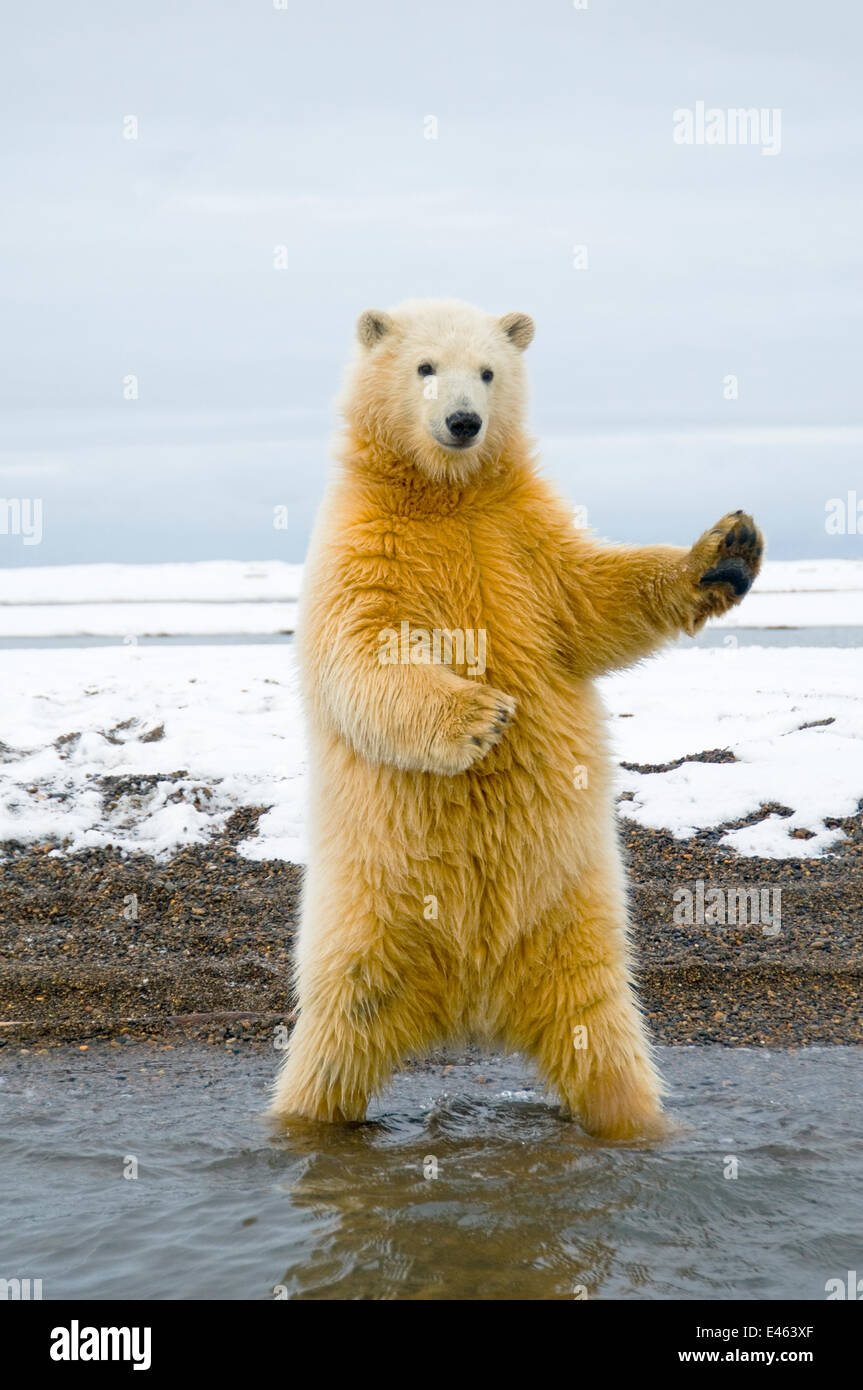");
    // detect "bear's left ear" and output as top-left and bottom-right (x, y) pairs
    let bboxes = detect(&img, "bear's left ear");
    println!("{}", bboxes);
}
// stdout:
(499, 311), (535, 351)
(357, 309), (394, 348)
